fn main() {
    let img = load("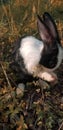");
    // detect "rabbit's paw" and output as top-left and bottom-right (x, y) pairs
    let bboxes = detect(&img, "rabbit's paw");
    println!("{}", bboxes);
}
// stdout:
(39, 72), (57, 83)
